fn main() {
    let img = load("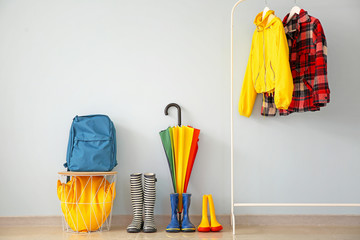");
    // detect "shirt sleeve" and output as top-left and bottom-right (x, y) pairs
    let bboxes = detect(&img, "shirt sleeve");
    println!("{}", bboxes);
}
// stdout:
(312, 20), (330, 106)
